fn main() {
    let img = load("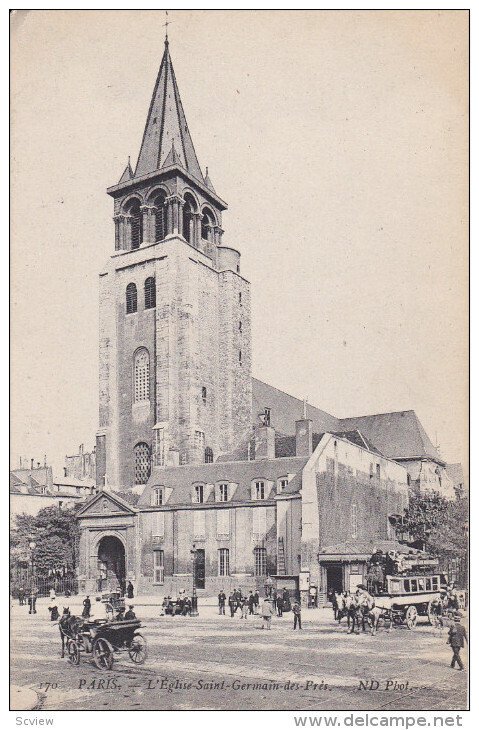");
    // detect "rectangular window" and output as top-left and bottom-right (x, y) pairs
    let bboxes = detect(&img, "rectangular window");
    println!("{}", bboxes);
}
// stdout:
(152, 511), (165, 538)
(410, 579), (418, 592)
(254, 547), (267, 576)
(278, 478), (288, 493)
(153, 550), (164, 584)
(253, 507), (267, 538)
(218, 483), (228, 502)
(376, 463), (381, 480)
(193, 510), (206, 539)
(217, 509), (230, 537)
(425, 578), (432, 591)
(218, 548), (230, 577)
(432, 577), (439, 590)
(193, 484), (204, 504)
(254, 481), (265, 500)
(152, 487), (163, 506)
(404, 579), (410, 593)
